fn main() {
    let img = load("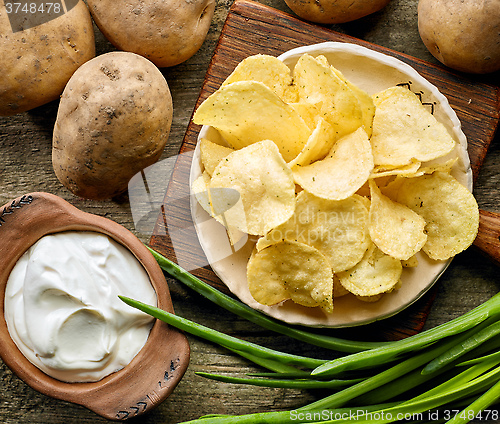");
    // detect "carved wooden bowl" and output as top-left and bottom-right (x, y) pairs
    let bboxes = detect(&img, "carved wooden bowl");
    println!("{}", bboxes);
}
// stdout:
(0, 192), (190, 420)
